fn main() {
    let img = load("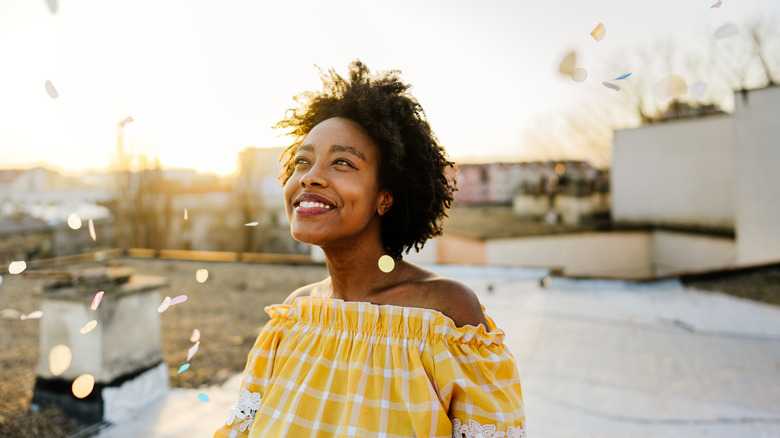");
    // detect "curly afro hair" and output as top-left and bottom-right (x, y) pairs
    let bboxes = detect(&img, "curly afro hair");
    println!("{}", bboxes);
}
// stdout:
(276, 60), (456, 259)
